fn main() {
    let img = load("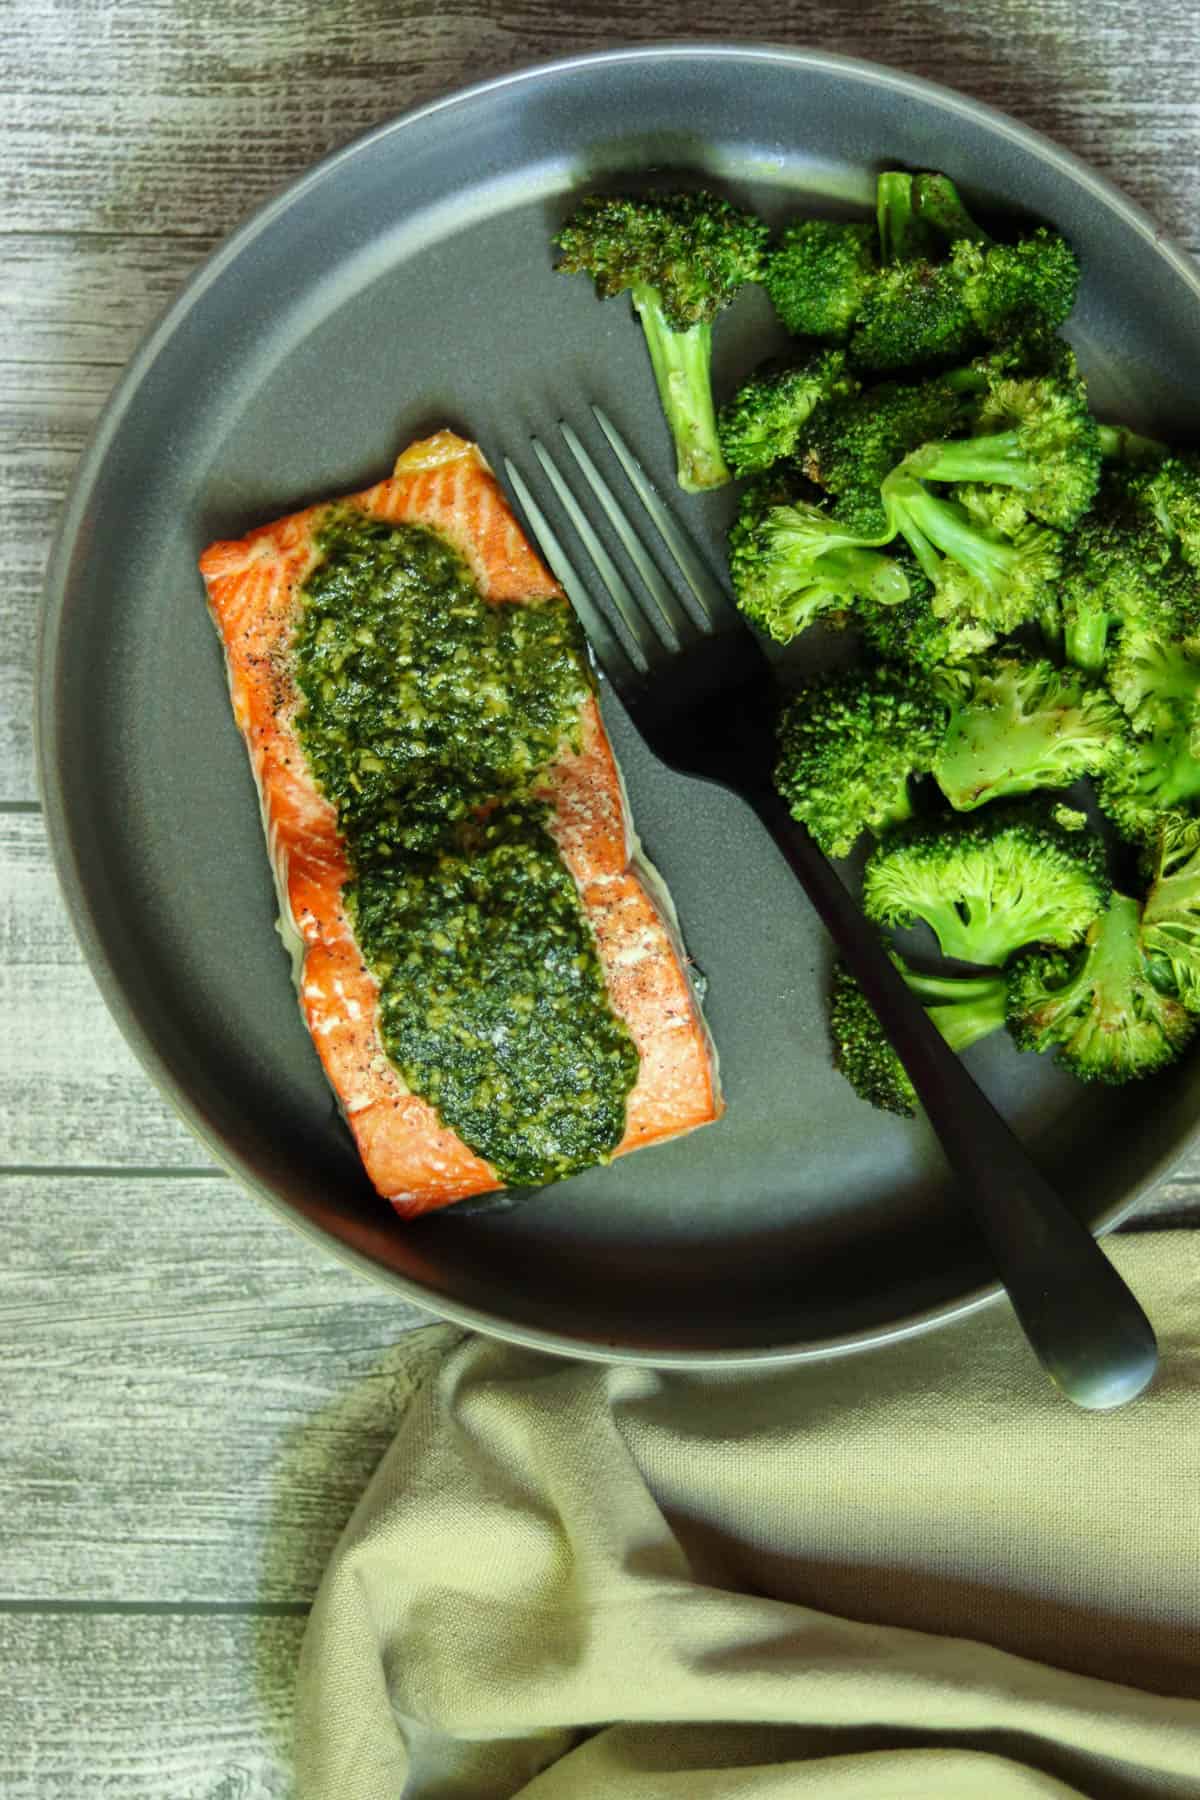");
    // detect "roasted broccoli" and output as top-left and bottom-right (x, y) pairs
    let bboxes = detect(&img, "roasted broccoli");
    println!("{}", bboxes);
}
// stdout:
(1007, 893), (1196, 1082)
(859, 558), (996, 668)
(766, 171), (1079, 373)
(932, 653), (1126, 811)
(728, 478), (911, 642)
(899, 358), (1102, 530)
(555, 191), (767, 492)
(863, 808), (1110, 966)
(763, 217), (878, 339)
(1090, 556), (1200, 841)
(1105, 572), (1200, 725)
(717, 350), (857, 479)
(1058, 463), (1183, 671)
(1133, 452), (1200, 569)
(774, 666), (948, 858)
(793, 360), (1067, 636)
(880, 465), (1062, 638)
(1098, 698), (1200, 844)
(1141, 817), (1200, 1012)
(950, 230), (1079, 345)
(829, 956), (1007, 1116)
(798, 371), (975, 537)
